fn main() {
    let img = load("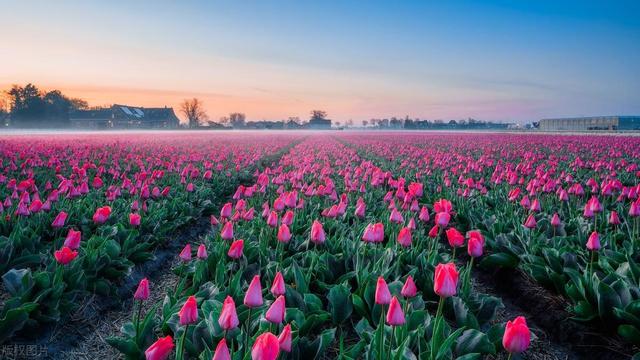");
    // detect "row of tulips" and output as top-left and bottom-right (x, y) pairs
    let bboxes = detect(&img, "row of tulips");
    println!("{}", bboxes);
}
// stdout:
(338, 132), (640, 346)
(111, 136), (534, 359)
(0, 133), (298, 343)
